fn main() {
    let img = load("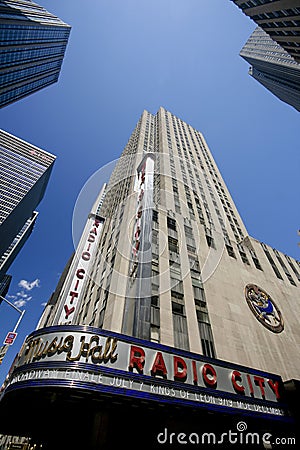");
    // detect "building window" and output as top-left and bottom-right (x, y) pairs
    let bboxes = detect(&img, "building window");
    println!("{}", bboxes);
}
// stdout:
(273, 249), (296, 286)
(151, 295), (159, 307)
(171, 280), (184, 298)
(167, 216), (177, 231)
(261, 243), (283, 280)
(206, 234), (214, 248)
(168, 236), (179, 253)
(192, 284), (216, 357)
(199, 321), (216, 359)
(285, 255), (300, 282)
(252, 254), (263, 271)
(238, 244), (250, 265)
(172, 300), (189, 351)
(150, 325), (160, 343)
(172, 301), (184, 315)
(226, 244), (236, 259)
(192, 284), (205, 302)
